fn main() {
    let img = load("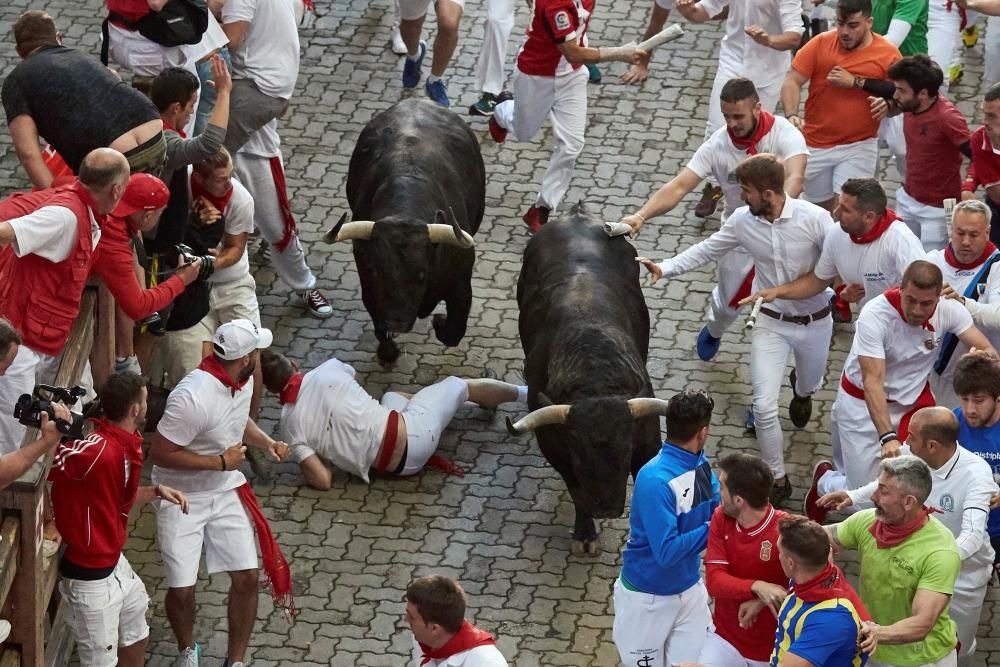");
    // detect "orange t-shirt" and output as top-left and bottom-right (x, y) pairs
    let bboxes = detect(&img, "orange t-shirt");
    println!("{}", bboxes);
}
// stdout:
(791, 32), (901, 148)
